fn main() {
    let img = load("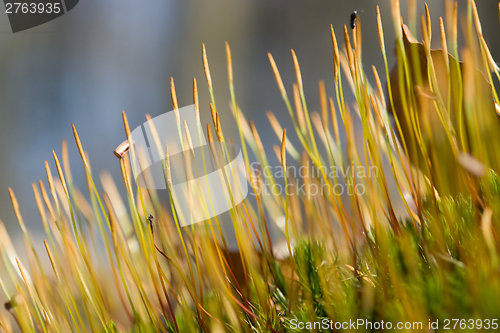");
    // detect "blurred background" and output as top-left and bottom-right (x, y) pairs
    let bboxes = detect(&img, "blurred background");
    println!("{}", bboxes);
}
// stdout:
(0, 0), (498, 300)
